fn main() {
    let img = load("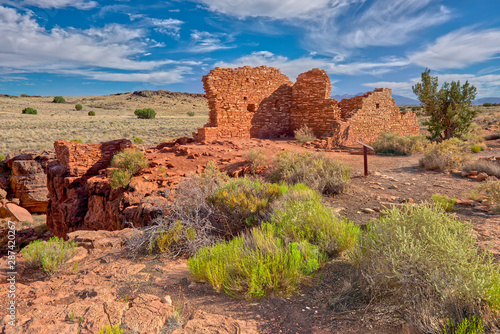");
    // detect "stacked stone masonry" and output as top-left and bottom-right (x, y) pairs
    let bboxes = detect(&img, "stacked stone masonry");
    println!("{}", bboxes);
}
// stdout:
(196, 66), (419, 145)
